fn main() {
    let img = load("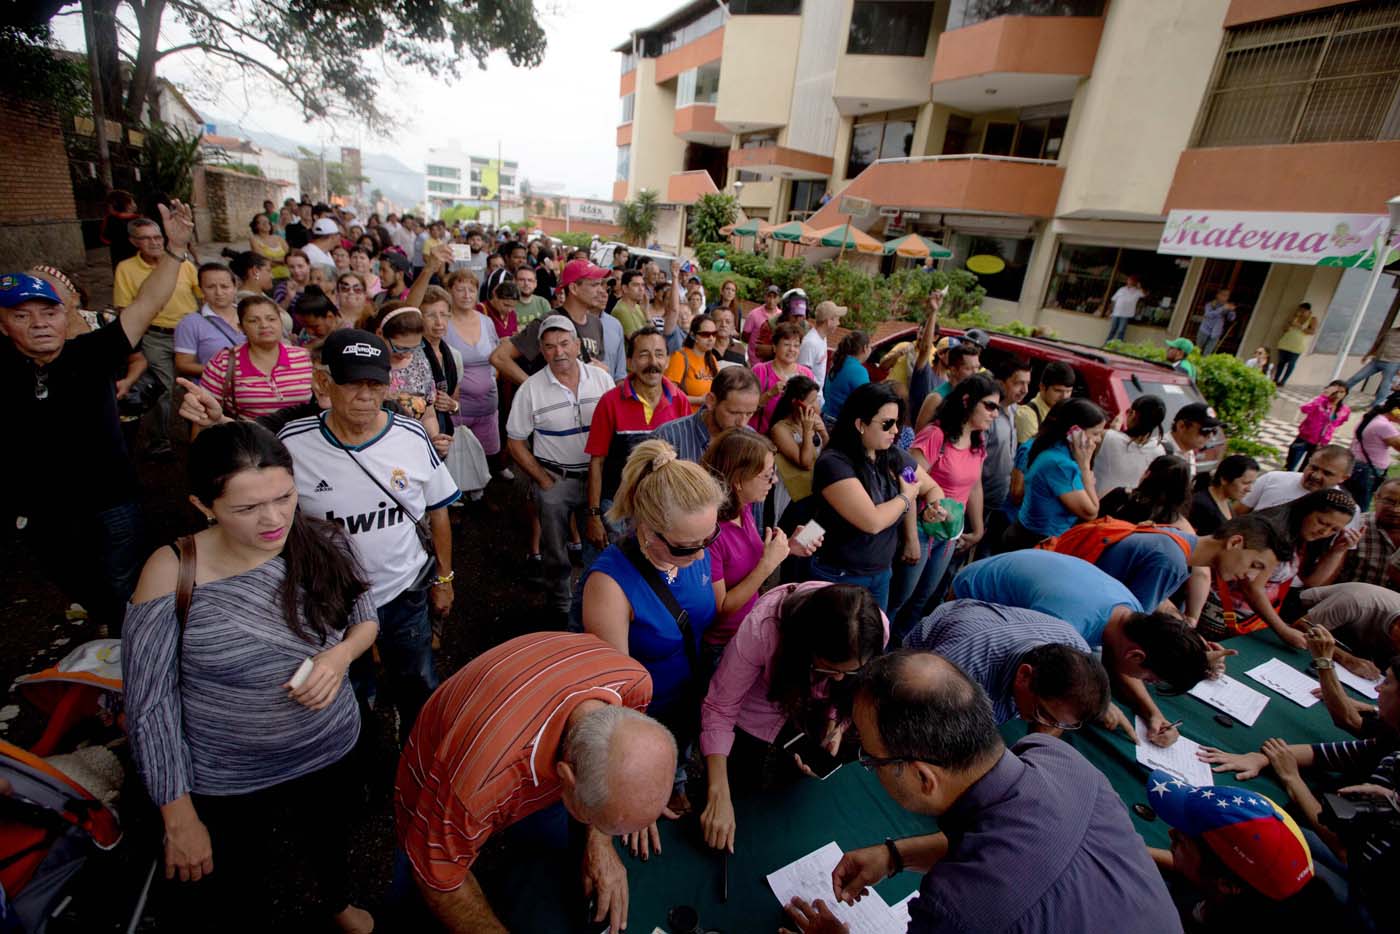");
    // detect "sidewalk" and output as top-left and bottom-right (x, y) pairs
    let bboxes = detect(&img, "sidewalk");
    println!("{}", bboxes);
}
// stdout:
(1254, 379), (1391, 469)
